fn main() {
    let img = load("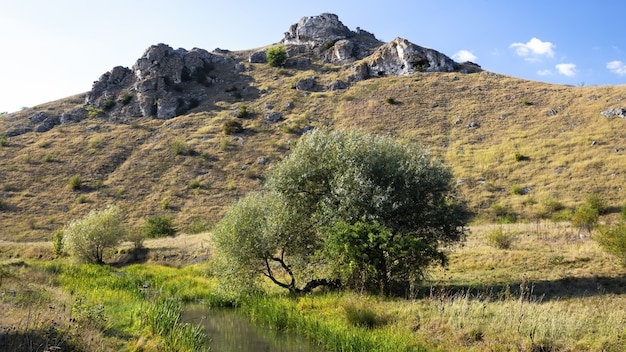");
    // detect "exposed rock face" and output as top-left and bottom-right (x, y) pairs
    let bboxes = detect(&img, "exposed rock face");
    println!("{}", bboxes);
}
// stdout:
(283, 13), (383, 65)
(283, 13), (352, 47)
(366, 38), (458, 77)
(601, 108), (626, 118)
(86, 44), (236, 119)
